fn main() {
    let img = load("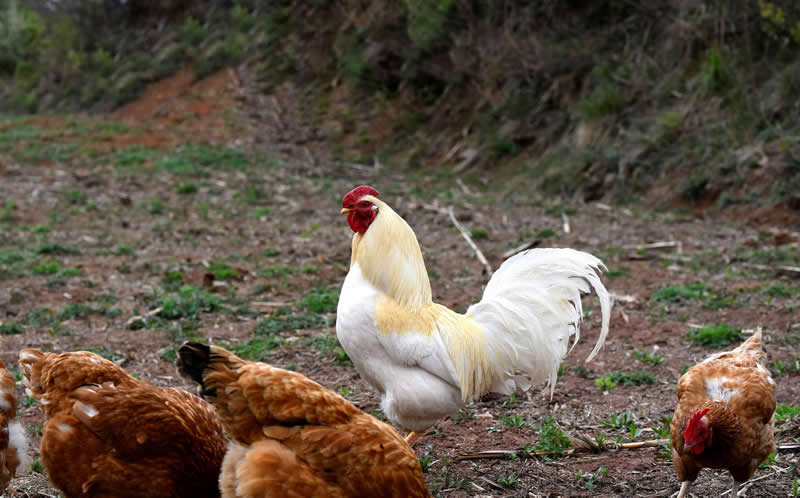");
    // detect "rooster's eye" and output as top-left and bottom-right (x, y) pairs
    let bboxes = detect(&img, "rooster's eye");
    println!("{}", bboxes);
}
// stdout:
(360, 202), (370, 208)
